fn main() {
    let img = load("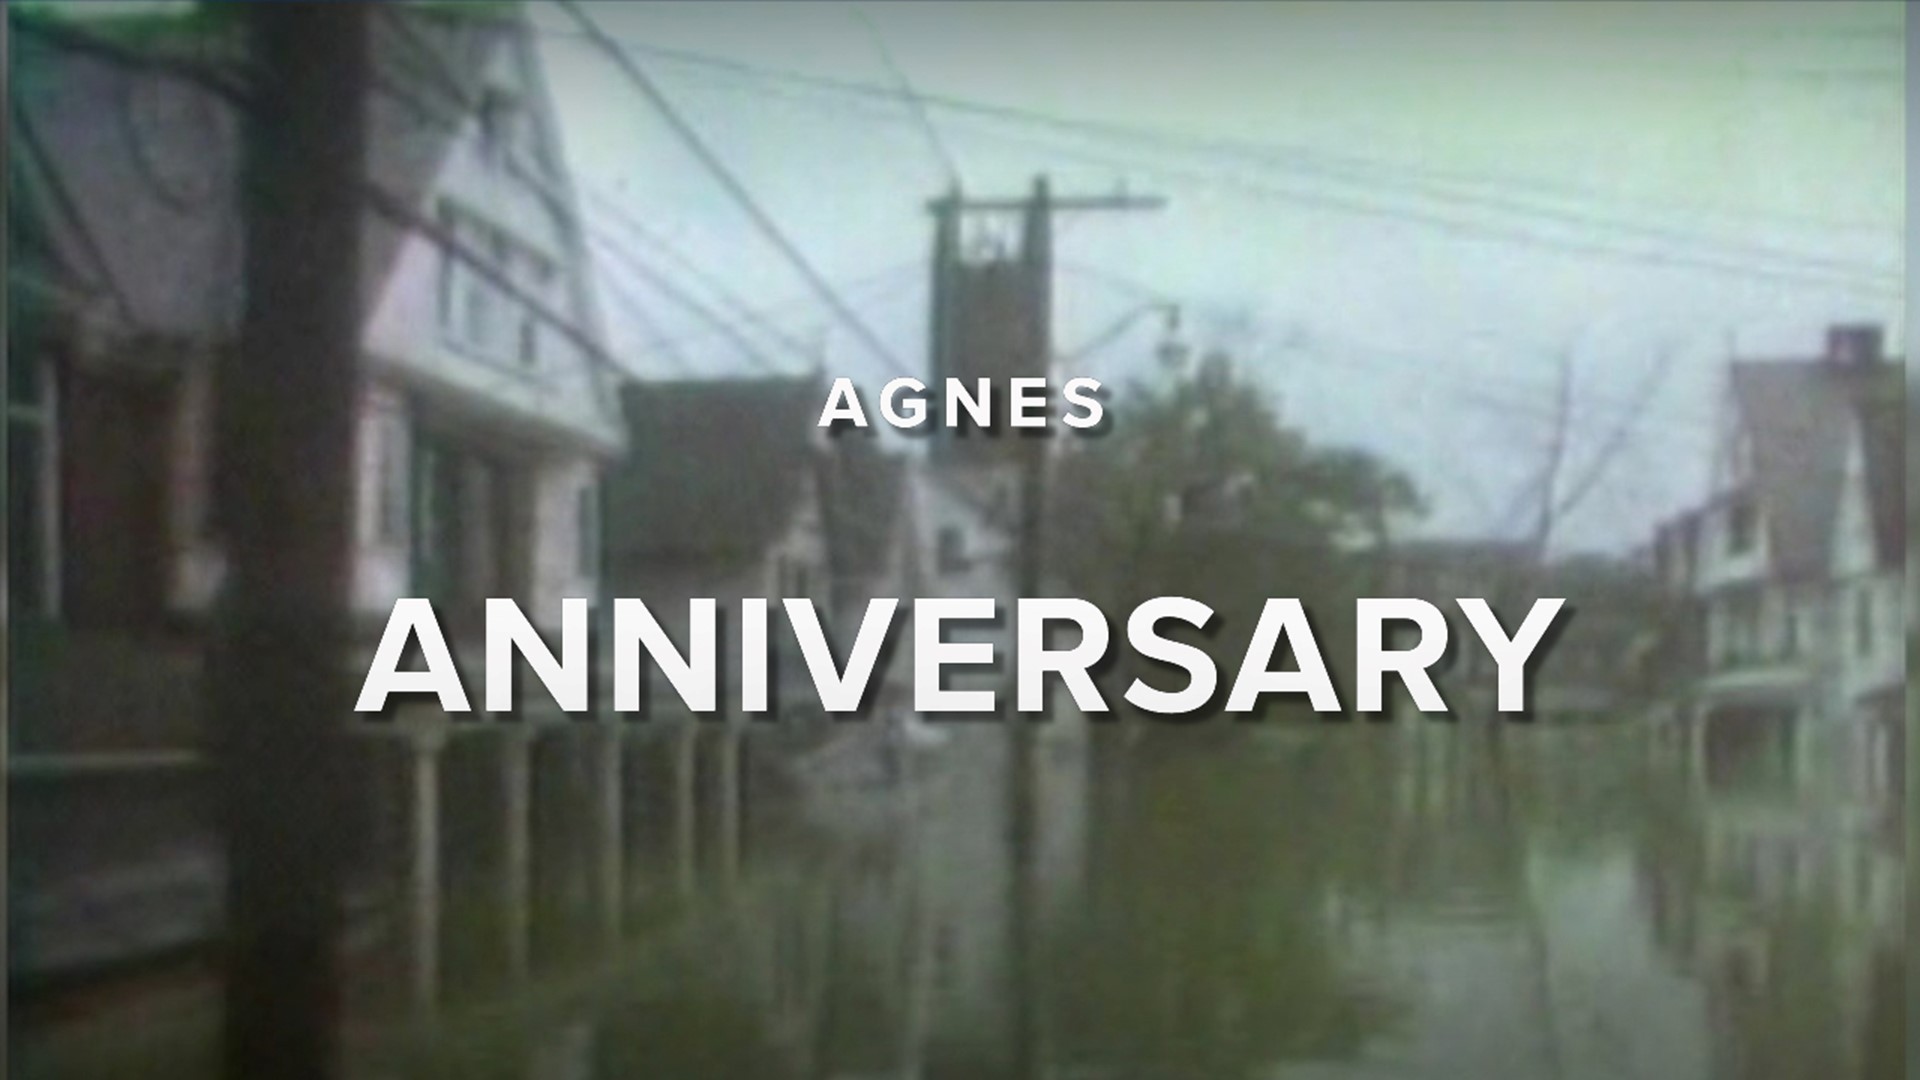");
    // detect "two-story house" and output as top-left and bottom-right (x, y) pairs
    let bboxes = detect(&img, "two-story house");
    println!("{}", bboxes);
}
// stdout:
(602, 374), (834, 714)
(1657, 324), (1903, 797)
(7, 4), (628, 992)
(1825, 361), (1906, 823)
(9, 5), (622, 754)
(821, 431), (919, 692)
